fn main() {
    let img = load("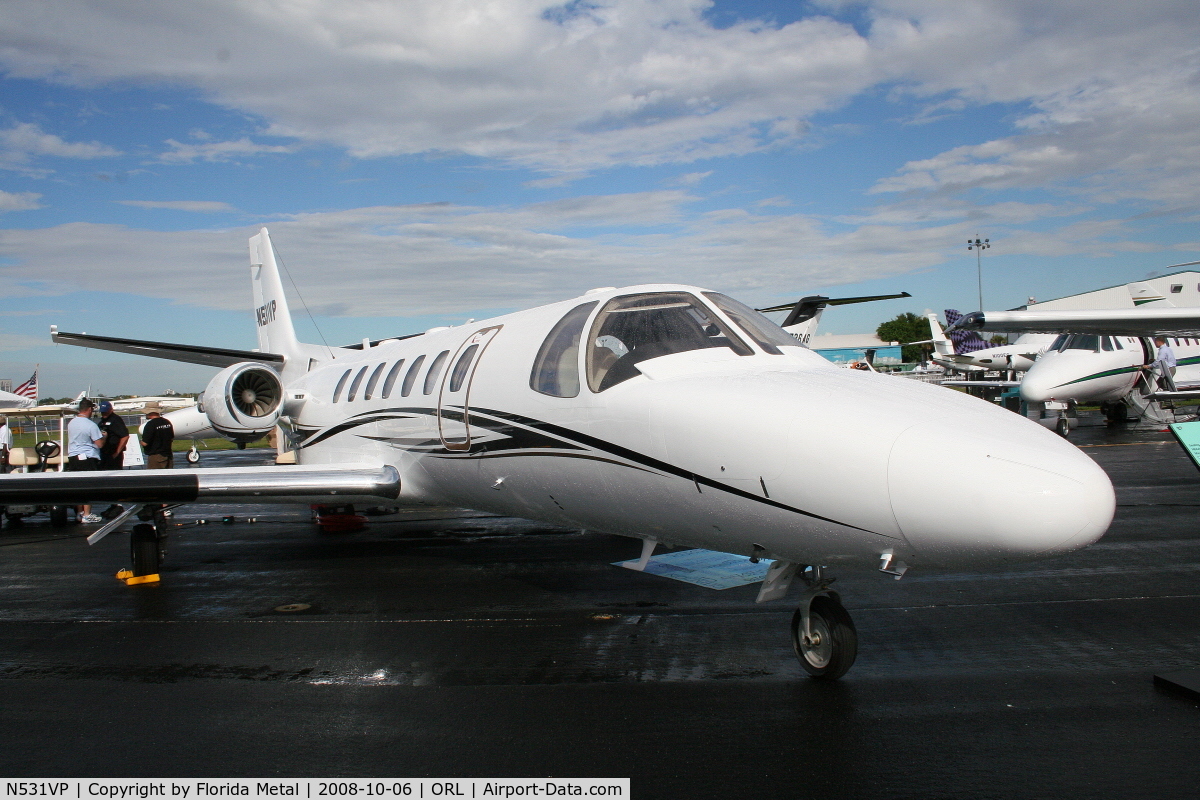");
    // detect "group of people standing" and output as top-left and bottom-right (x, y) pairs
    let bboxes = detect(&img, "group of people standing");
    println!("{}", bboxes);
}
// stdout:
(66, 399), (175, 471)
(64, 399), (175, 523)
